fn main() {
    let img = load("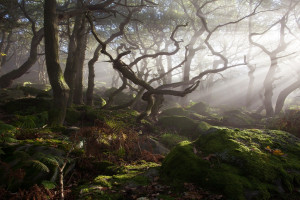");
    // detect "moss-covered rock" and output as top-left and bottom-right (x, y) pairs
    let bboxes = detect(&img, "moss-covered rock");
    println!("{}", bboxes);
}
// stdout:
(187, 102), (211, 115)
(222, 109), (257, 127)
(103, 87), (134, 106)
(196, 121), (211, 133)
(159, 133), (189, 149)
(157, 116), (198, 137)
(0, 89), (26, 103)
(65, 107), (82, 125)
(160, 107), (190, 117)
(161, 127), (300, 200)
(3, 98), (51, 115)
(19, 86), (50, 97)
